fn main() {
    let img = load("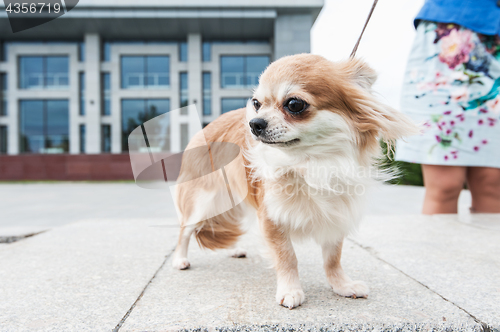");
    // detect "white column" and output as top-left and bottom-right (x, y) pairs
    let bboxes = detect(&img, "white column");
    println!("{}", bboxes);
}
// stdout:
(69, 45), (81, 154)
(84, 34), (101, 154)
(6, 46), (18, 154)
(188, 34), (202, 121)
